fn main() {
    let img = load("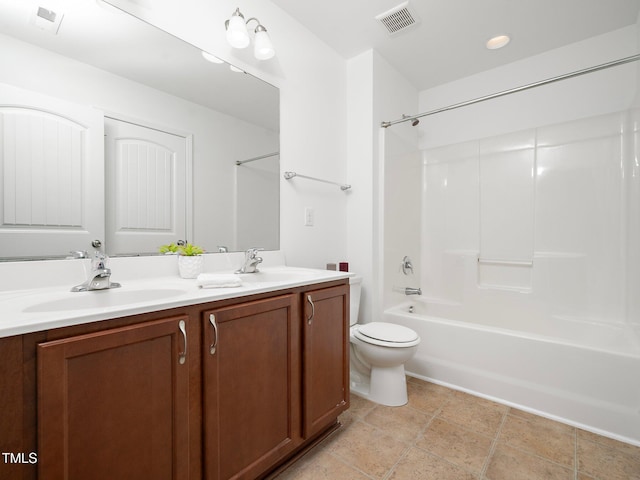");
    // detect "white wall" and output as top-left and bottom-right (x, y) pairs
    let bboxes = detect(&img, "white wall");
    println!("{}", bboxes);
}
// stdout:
(346, 50), (418, 323)
(108, 0), (349, 269)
